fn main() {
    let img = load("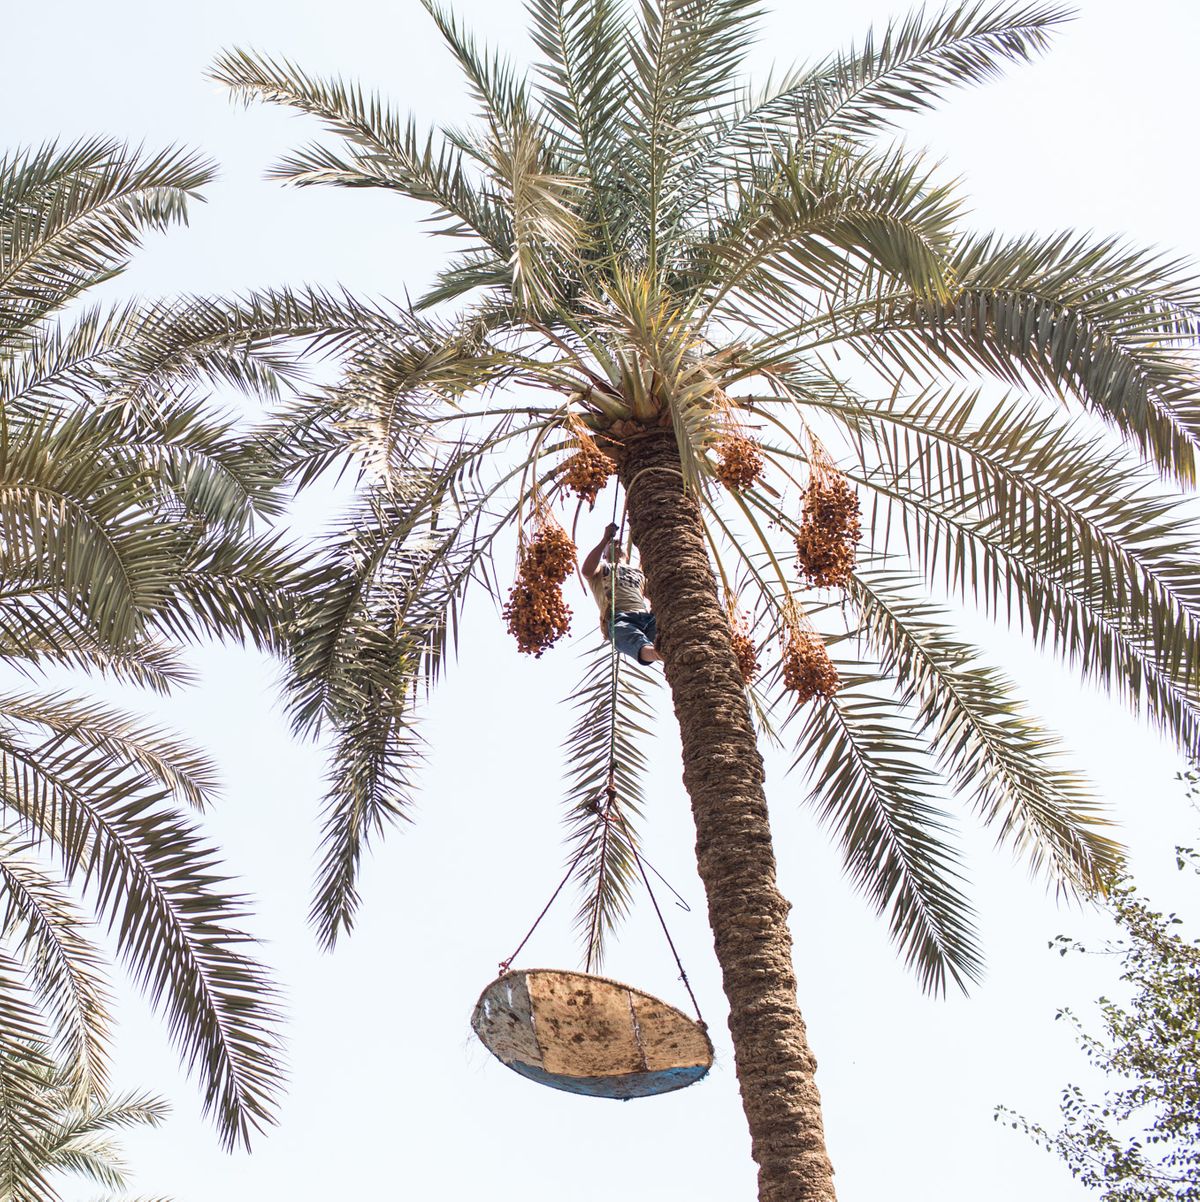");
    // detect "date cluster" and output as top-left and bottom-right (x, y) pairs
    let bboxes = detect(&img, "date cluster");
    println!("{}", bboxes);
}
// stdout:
(504, 521), (577, 657)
